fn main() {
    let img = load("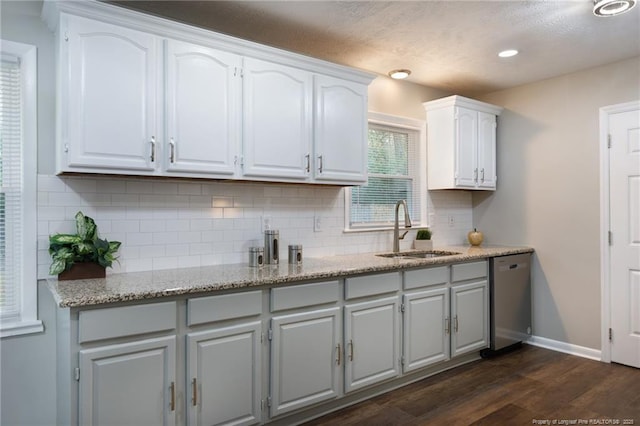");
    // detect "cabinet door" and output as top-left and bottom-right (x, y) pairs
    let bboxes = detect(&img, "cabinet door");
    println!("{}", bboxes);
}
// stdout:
(454, 106), (478, 188)
(242, 57), (312, 180)
(451, 280), (489, 357)
(344, 296), (400, 393)
(187, 322), (262, 426)
(165, 40), (241, 176)
(79, 336), (176, 426)
(314, 75), (368, 184)
(403, 288), (450, 373)
(270, 307), (341, 417)
(64, 15), (159, 172)
(477, 112), (497, 189)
